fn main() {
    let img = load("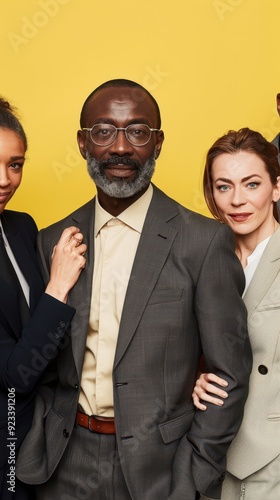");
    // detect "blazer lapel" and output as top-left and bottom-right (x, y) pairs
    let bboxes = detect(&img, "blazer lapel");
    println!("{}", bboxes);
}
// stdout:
(114, 186), (179, 368)
(66, 199), (96, 376)
(0, 214), (43, 331)
(244, 227), (280, 317)
(6, 229), (44, 311)
(0, 279), (22, 336)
